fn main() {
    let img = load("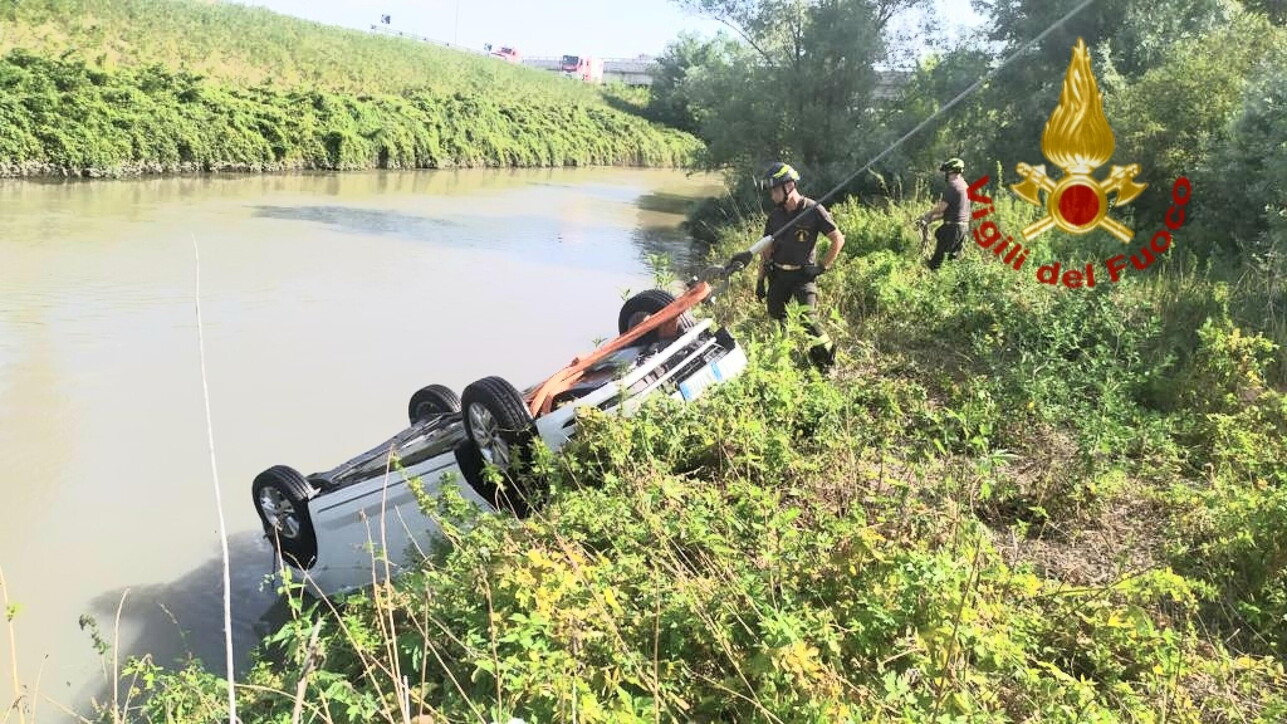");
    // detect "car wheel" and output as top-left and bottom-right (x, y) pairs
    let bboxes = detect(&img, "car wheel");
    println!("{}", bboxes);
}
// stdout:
(408, 384), (462, 425)
(618, 289), (697, 344)
(251, 465), (318, 569)
(461, 376), (538, 514)
(461, 376), (535, 472)
(453, 439), (507, 512)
